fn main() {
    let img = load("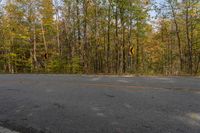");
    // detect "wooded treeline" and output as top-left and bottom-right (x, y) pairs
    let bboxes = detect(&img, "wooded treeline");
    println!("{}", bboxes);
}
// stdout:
(0, 0), (199, 75)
